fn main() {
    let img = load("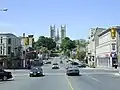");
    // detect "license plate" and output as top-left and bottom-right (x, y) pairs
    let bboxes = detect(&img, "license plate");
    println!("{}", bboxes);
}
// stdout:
(34, 73), (36, 75)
